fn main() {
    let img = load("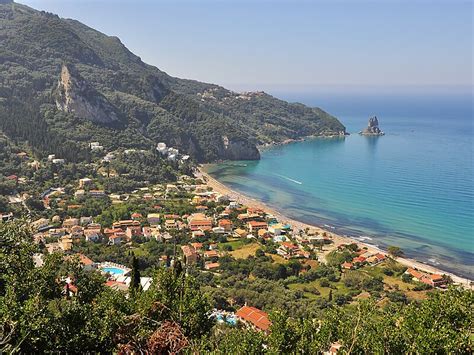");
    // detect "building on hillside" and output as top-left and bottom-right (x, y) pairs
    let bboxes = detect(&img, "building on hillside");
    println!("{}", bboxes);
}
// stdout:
(112, 220), (141, 230)
(247, 221), (268, 234)
(89, 190), (106, 198)
(421, 274), (446, 288)
(79, 178), (93, 188)
(189, 218), (213, 232)
(126, 226), (143, 239)
(60, 235), (73, 251)
(181, 245), (198, 265)
(63, 218), (80, 229)
(84, 230), (101, 242)
(147, 213), (161, 225)
(204, 262), (220, 270)
(235, 306), (271, 333)
(108, 233), (123, 246)
(32, 218), (50, 232)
